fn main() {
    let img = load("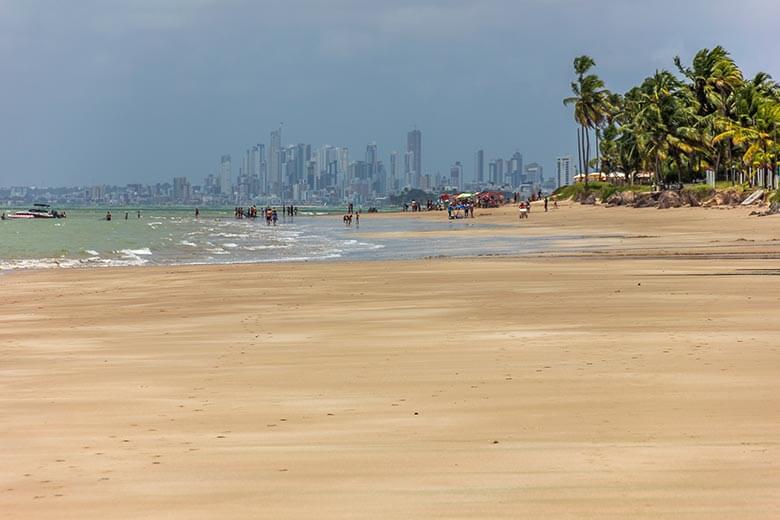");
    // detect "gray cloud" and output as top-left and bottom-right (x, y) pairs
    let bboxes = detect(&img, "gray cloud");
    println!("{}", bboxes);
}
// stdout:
(0, 0), (778, 186)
